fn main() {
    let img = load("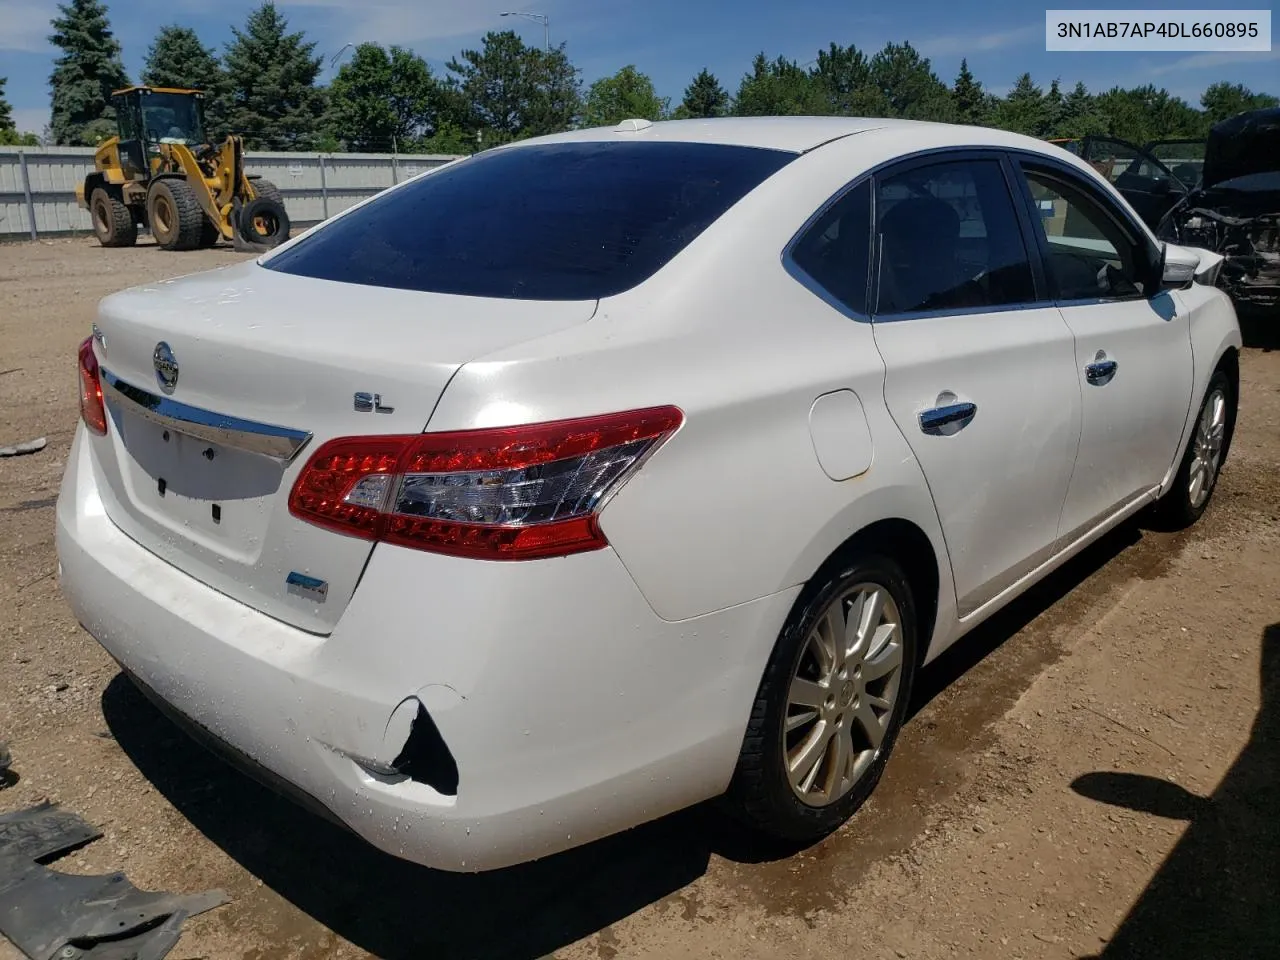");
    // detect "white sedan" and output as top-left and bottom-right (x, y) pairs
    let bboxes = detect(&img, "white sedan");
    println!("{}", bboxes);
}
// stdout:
(57, 117), (1241, 871)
